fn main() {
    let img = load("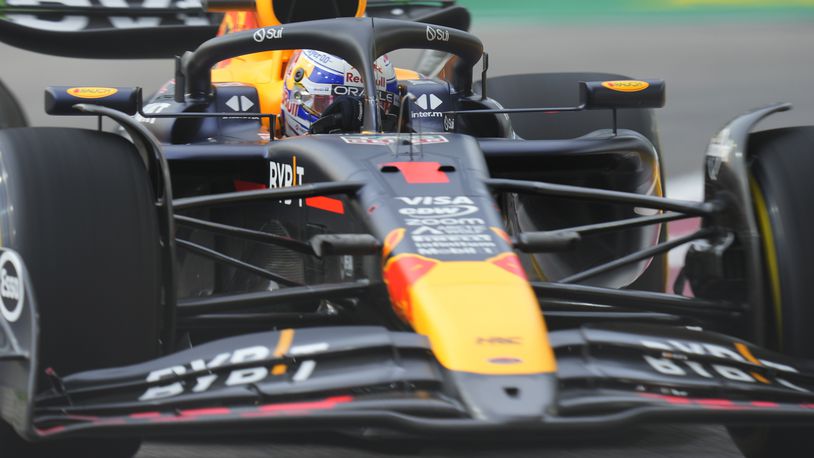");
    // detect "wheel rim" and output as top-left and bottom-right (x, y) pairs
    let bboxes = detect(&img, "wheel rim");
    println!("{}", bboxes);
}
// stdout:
(749, 174), (784, 349)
